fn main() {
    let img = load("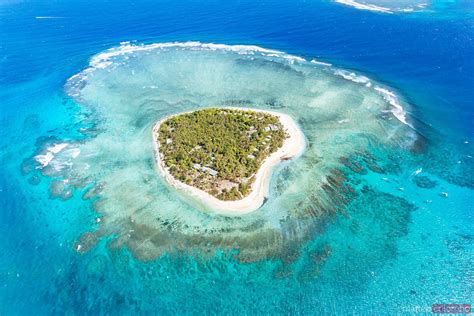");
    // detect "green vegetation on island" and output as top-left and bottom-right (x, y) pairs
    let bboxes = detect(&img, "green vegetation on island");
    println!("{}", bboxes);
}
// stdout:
(157, 108), (287, 200)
